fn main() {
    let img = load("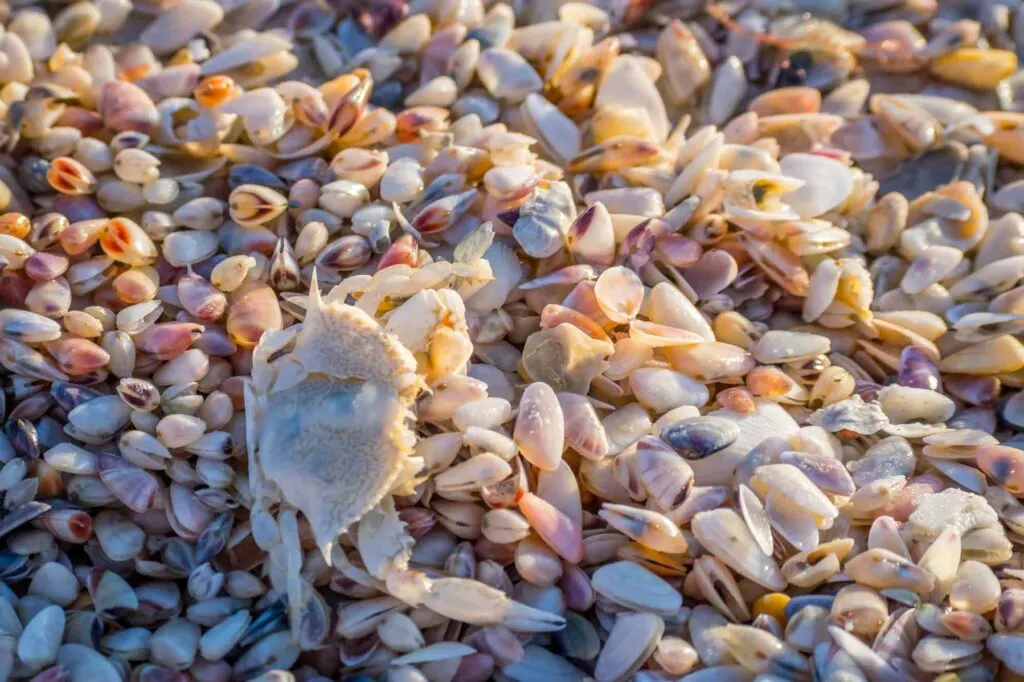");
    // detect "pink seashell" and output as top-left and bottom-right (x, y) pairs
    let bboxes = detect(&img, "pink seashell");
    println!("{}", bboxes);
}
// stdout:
(519, 492), (584, 564)
(167, 483), (215, 540)
(98, 81), (159, 134)
(134, 322), (204, 360)
(98, 453), (162, 513)
(513, 382), (565, 472)
(43, 337), (111, 376)
(557, 392), (610, 460)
